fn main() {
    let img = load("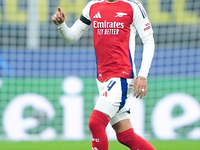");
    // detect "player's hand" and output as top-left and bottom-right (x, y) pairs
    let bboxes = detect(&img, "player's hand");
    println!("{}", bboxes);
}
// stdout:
(133, 76), (147, 99)
(52, 7), (65, 25)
